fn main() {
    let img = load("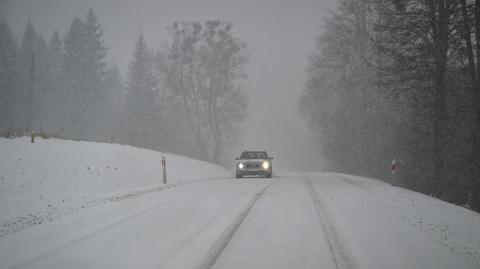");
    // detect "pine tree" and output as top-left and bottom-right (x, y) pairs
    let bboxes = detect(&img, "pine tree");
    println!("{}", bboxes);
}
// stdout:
(102, 65), (124, 143)
(19, 20), (37, 132)
(33, 33), (50, 133)
(84, 8), (107, 79)
(63, 9), (108, 140)
(83, 8), (108, 141)
(45, 30), (65, 134)
(63, 17), (86, 138)
(0, 20), (19, 131)
(125, 32), (157, 147)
